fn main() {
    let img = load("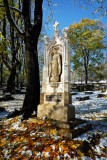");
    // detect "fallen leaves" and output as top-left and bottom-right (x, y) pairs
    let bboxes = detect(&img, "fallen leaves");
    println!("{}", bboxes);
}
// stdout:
(0, 138), (7, 147)
(0, 116), (107, 159)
